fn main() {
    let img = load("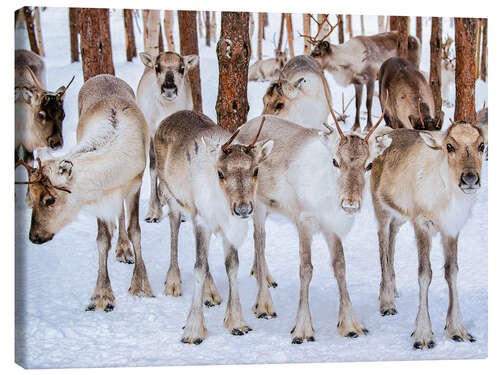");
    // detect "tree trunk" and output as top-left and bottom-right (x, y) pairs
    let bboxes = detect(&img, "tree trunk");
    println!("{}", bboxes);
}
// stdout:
(210, 11), (216, 43)
(277, 13), (285, 51)
(124, 9), (136, 61)
(23, 7), (40, 55)
(360, 15), (365, 35)
(216, 12), (250, 132)
(257, 13), (264, 60)
(143, 10), (160, 56)
(389, 16), (399, 31)
(396, 16), (409, 58)
(378, 16), (385, 33)
(205, 11), (211, 46)
(262, 13), (268, 40)
(164, 10), (175, 51)
(69, 8), (80, 62)
(347, 15), (353, 39)
(303, 14), (311, 54)
(34, 7), (45, 56)
(285, 13), (294, 57)
(454, 18), (478, 123)
(178, 11), (202, 113)
(337, 15), (344, 44)
(475, 21), (481, 80)
(158, 22), (164, 53)
(430, 17), (442, 117)
(197, 11), (203, 39)
(79, 8), (115, 81)
(416, 16), (422, 43)
(480, 19), (487, 82)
